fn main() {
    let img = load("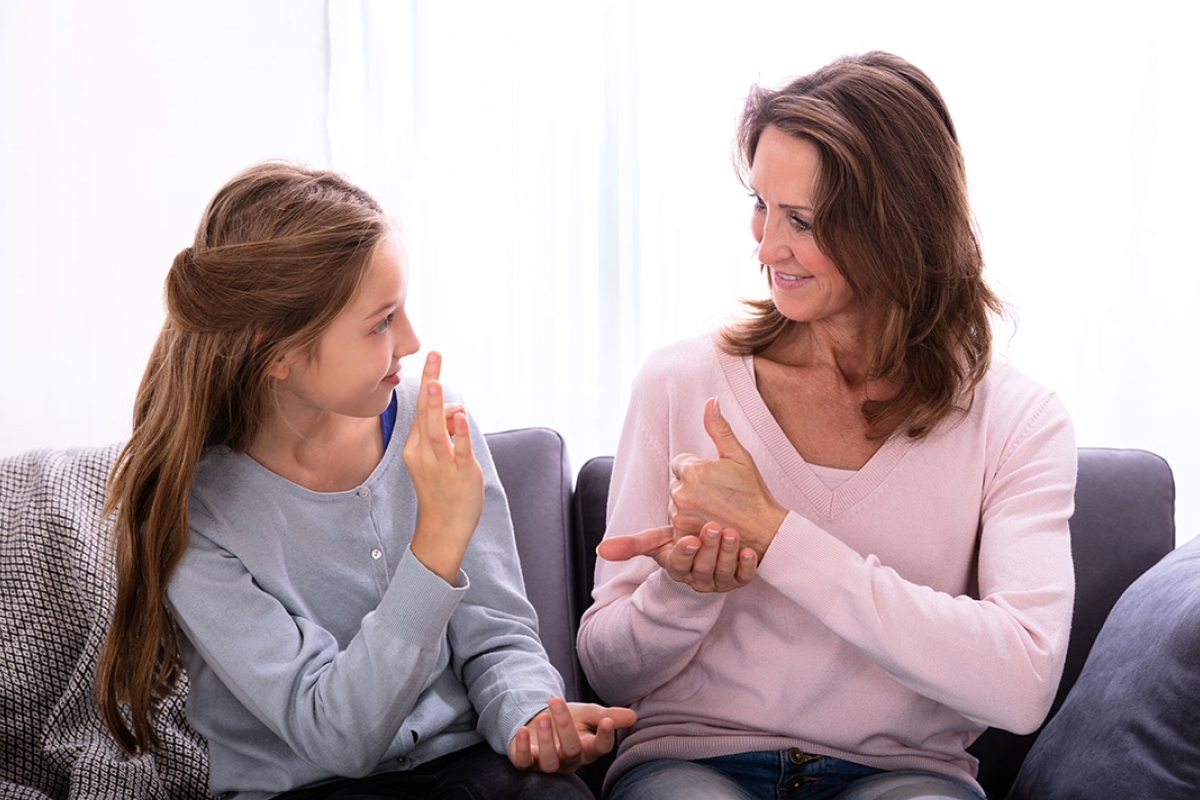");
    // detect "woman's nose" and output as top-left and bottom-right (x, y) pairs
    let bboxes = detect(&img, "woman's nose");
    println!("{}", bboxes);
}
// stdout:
(755, 214), (789, 266)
